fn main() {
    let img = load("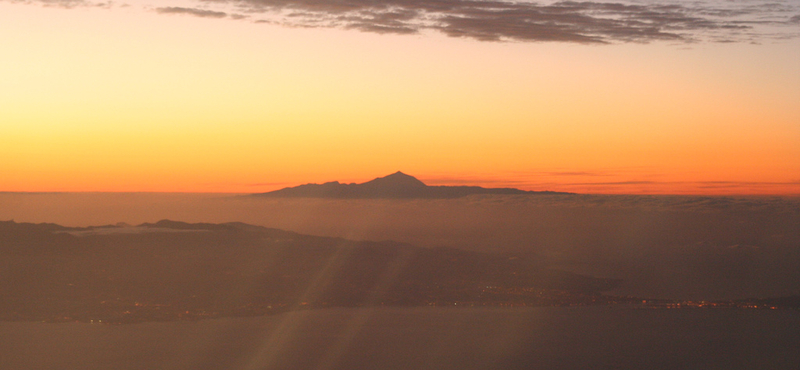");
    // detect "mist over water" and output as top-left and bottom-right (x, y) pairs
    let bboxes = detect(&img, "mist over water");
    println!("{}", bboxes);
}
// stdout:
(2, 307), (799, 370)
(2, 192), (799, 300)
